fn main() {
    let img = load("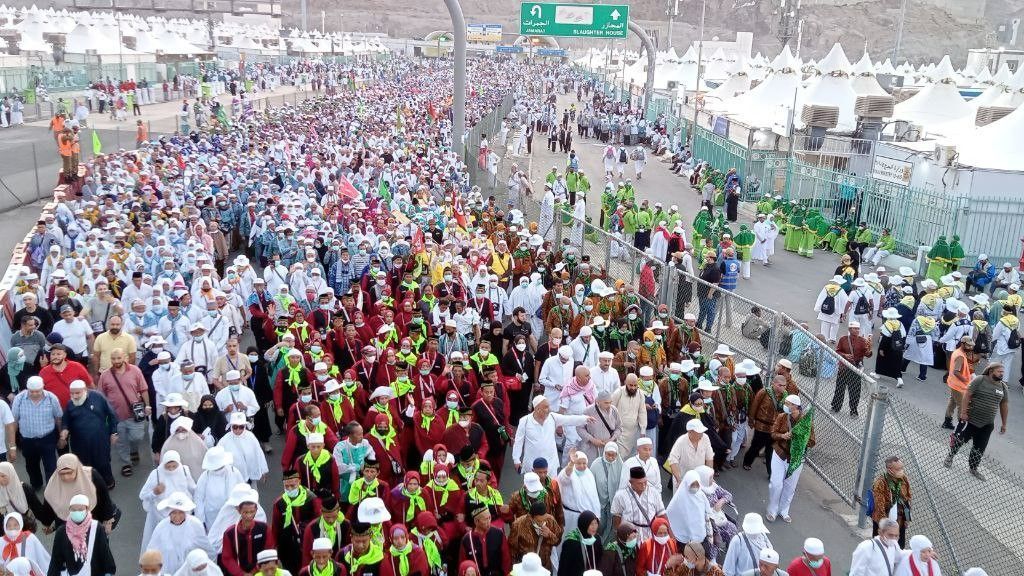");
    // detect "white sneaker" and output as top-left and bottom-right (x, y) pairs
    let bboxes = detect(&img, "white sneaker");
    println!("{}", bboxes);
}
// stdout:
(897, 377), (904, 388)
